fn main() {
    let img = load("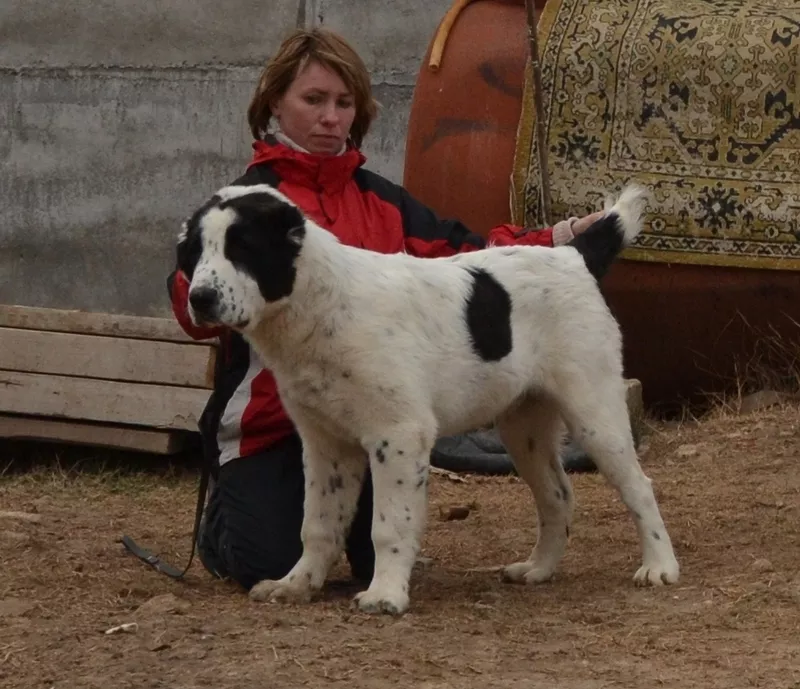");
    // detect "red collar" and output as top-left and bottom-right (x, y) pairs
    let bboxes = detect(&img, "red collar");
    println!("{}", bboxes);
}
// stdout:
(247, 137), (367, 195)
